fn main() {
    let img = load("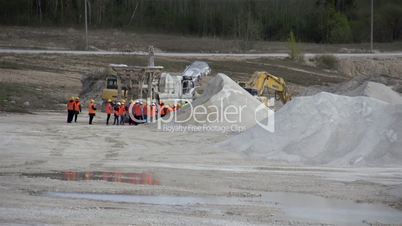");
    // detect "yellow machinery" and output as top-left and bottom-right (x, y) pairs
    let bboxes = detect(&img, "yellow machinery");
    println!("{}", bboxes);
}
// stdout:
(101, 47), (164, 104)
(101, 75), (127, 102)
(239, 71), (292, 106)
